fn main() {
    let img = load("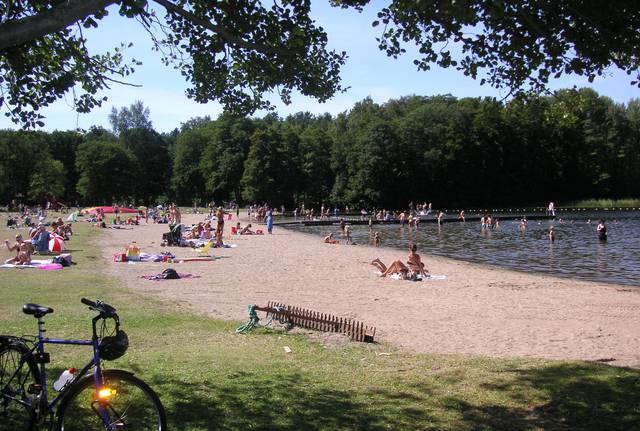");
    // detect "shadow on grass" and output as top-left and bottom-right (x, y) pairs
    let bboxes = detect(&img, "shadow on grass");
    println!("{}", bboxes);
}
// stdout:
(145, 362), (640, 431)
(151, 371), (438, 431)
(447, 362), (640, 431)
(512, 363), (640, 430)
